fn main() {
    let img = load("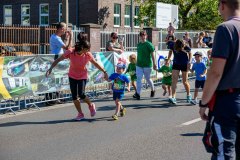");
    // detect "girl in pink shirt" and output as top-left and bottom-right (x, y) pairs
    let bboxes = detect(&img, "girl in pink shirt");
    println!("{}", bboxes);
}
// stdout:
(46, 33), (108, 121)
